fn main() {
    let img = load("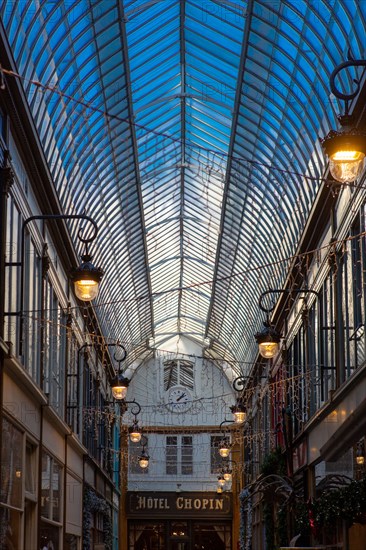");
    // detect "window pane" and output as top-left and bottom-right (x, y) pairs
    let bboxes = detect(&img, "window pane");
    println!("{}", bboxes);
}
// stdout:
(1, 417), (23, 508)
(41, 453), (51, 519)
(0, 506), (22, 549)
(179, 361), (194, 389)
(164, 361), (178, 390)
(52, 461), (61, 522)
(40, 521), (60, 550)
(25, 442), (37, 495)
(166, 437), (177, 475)
(181, 437), (193, 475)
(211, 436), (224, 474)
